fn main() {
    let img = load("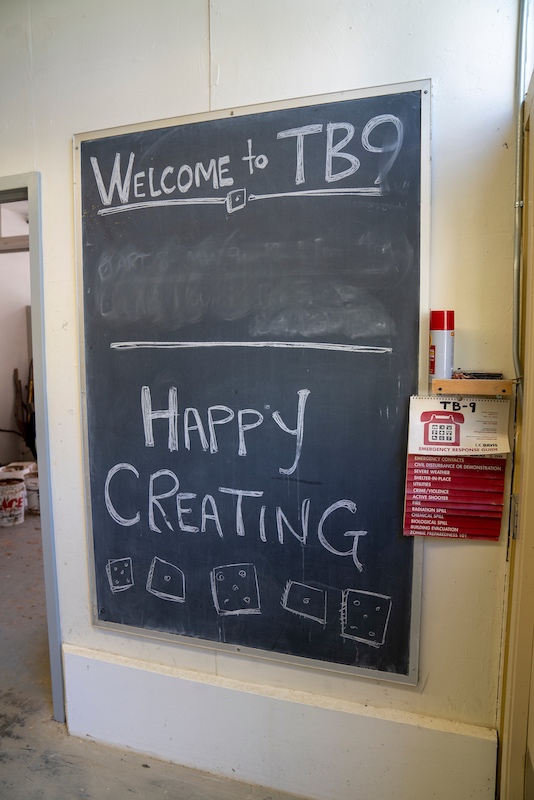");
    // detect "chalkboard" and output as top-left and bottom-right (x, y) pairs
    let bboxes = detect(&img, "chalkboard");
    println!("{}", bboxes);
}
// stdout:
(76, 82), (427, 682)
